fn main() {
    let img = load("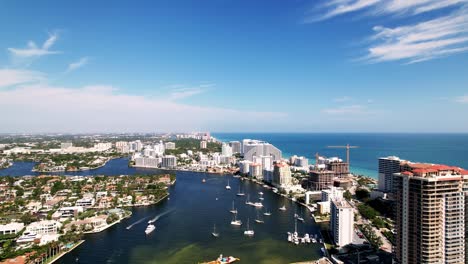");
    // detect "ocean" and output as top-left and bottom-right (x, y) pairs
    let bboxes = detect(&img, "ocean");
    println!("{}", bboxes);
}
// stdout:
(213, 133), (468, 178)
